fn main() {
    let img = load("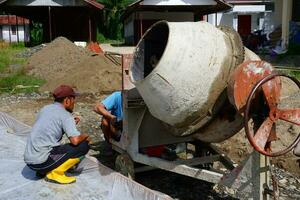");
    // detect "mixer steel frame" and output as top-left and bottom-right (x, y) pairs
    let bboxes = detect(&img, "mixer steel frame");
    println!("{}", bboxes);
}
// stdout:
(109, 54), (273, 200)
